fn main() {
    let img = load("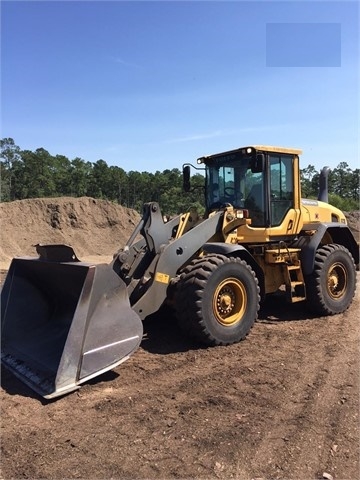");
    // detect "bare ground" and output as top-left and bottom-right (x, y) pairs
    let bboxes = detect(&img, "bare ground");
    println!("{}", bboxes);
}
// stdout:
(1, 198), (359, 480)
